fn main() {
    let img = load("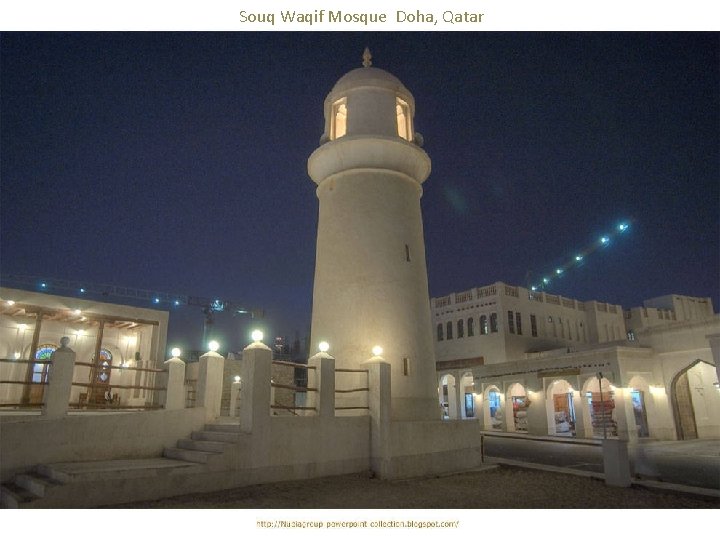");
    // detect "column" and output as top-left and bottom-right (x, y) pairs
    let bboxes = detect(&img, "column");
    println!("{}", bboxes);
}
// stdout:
(239, 340), (272, 433)
(228, 378), (241, 417)
(42, 337), (76, 418)
(368, 360), (391, 477)
(197, 349), (225, 422)
(308, 352), (335, 418)
(163, 354), (186, 410)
